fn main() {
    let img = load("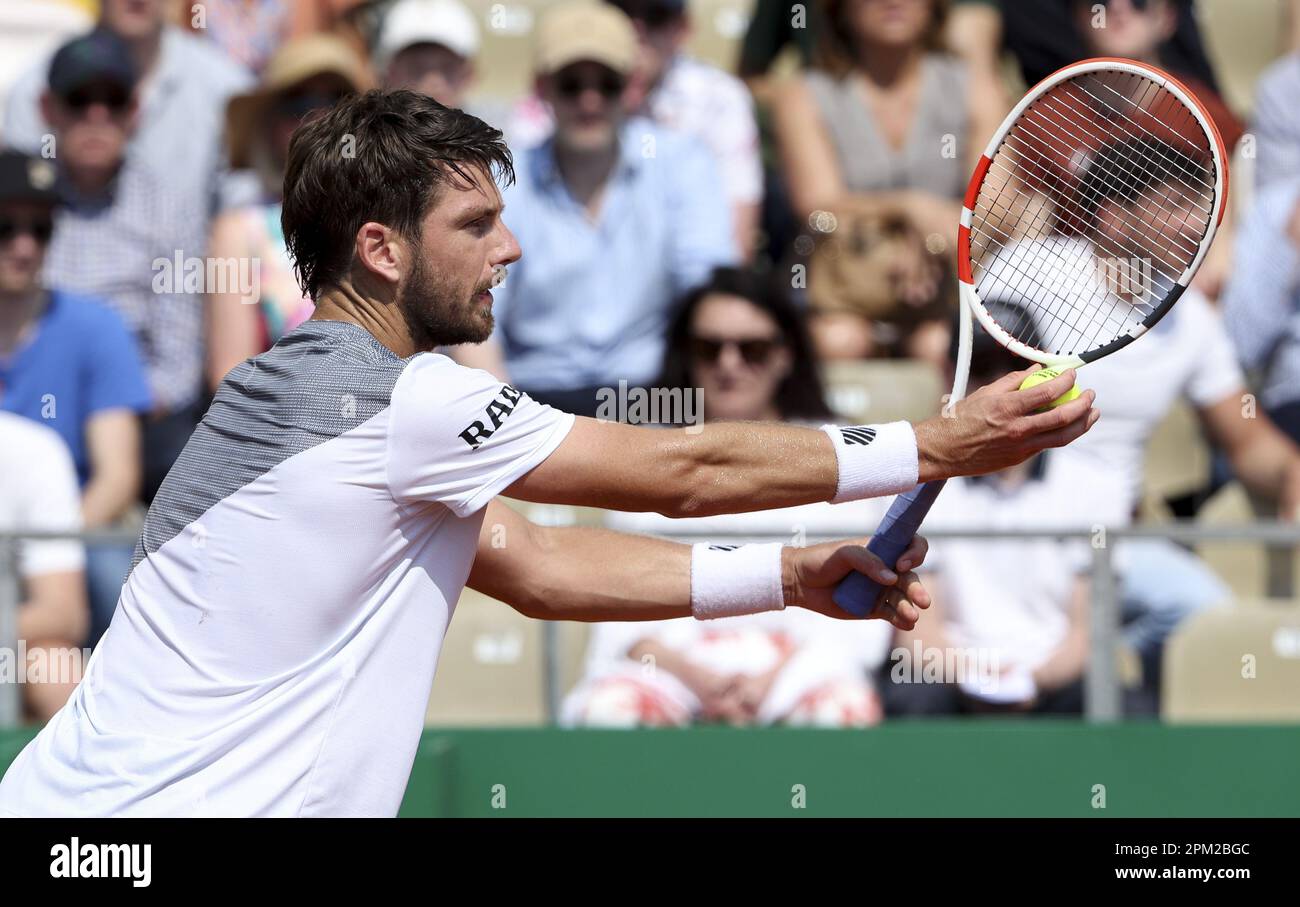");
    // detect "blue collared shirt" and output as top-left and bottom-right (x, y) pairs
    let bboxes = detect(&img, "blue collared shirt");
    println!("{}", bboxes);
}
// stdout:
(493, 117), (736, 392)
(1222, 177), (1300, 410)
